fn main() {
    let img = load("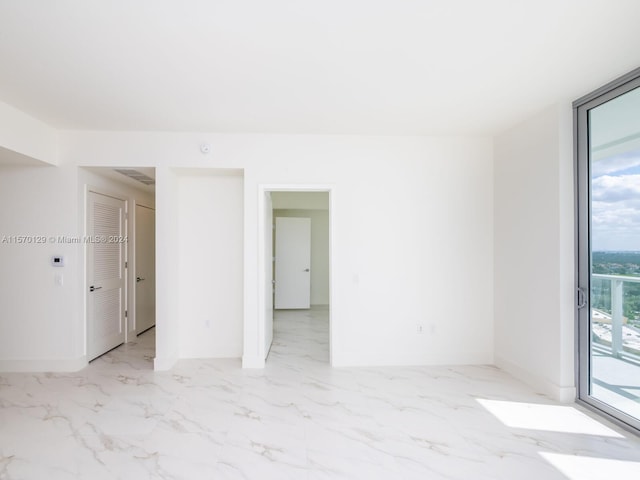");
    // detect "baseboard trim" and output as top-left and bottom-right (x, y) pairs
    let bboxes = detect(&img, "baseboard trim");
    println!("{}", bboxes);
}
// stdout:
(242, 355), (265, 368)
(331, 351), (494, 368)
(495, 355), (576, 403)
(154, 355), (178, 371)
(0, 356), (87, 373)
